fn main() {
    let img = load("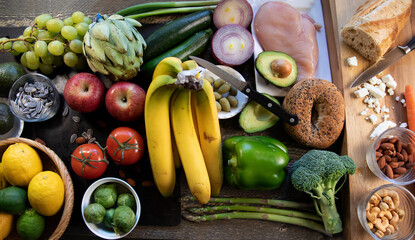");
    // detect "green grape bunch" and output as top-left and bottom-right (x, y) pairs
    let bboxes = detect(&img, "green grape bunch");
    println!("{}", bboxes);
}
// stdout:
(0, 11), (91, 74)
